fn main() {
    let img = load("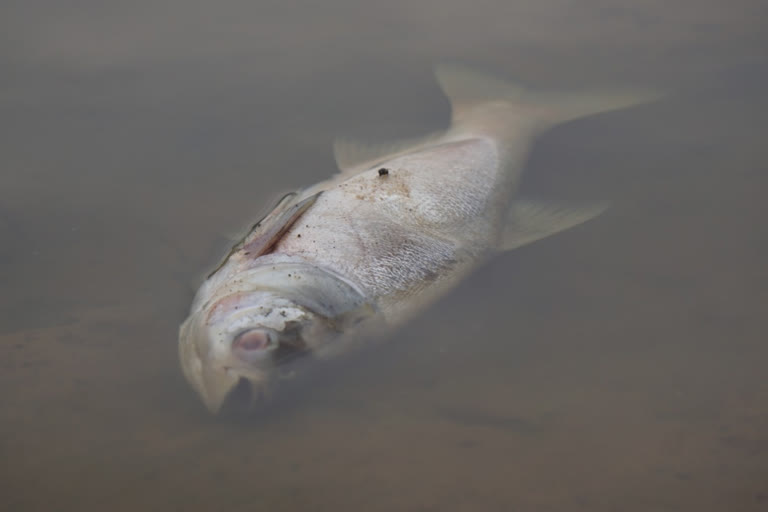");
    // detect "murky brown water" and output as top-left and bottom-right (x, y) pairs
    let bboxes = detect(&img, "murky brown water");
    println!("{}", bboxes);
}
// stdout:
(2, 1), (767, 510)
